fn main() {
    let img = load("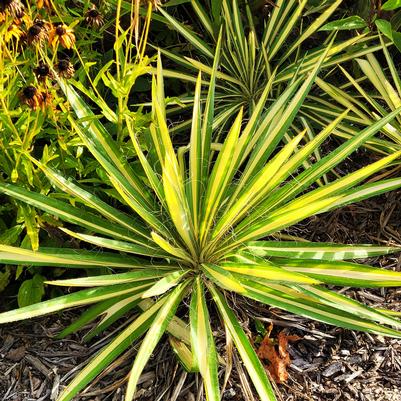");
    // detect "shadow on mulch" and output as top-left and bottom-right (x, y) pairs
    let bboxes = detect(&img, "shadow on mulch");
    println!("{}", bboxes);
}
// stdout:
(1, 191), (401, 401)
